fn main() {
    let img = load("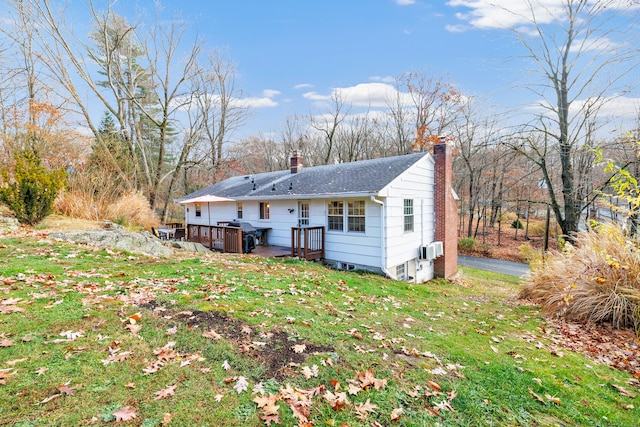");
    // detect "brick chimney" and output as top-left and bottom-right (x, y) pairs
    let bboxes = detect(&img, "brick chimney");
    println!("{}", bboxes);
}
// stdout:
(433, 139), (458, 278)
(290, 150), (303, 174)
